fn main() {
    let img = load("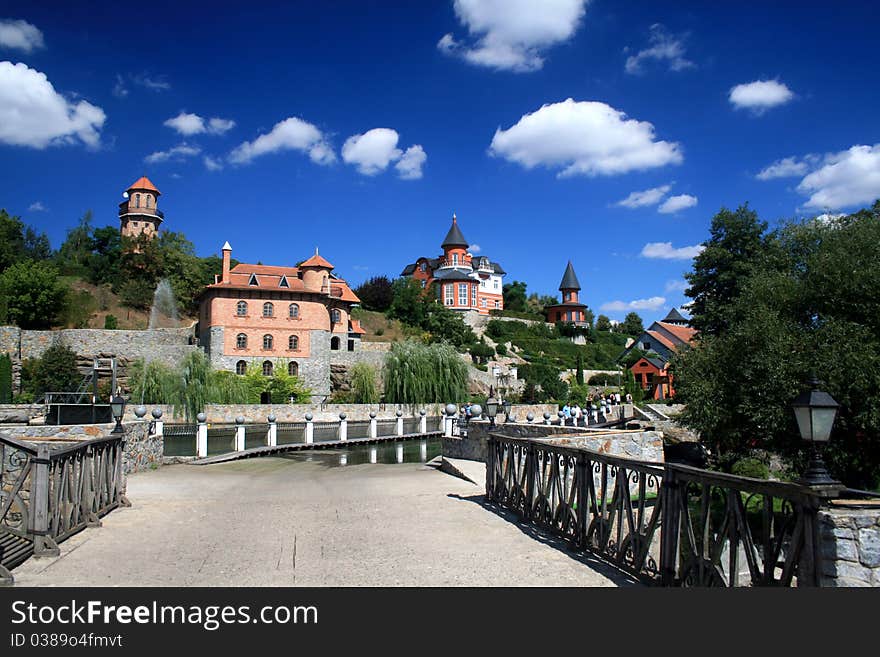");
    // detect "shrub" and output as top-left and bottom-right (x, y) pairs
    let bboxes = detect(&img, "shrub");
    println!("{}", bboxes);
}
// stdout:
(495, 343), (507, 356)
(731, 457), (770, 480)
(23, 344), (81, 398)
(104, 314), (118, 329)
(0, 353), (11, 403)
